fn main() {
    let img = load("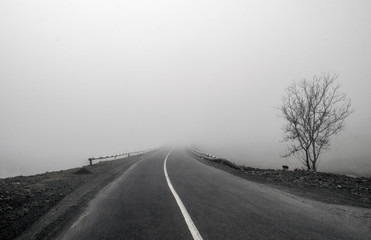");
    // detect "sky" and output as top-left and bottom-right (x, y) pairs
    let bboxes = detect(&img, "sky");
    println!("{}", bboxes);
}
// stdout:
(1, 0), (371, 177)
